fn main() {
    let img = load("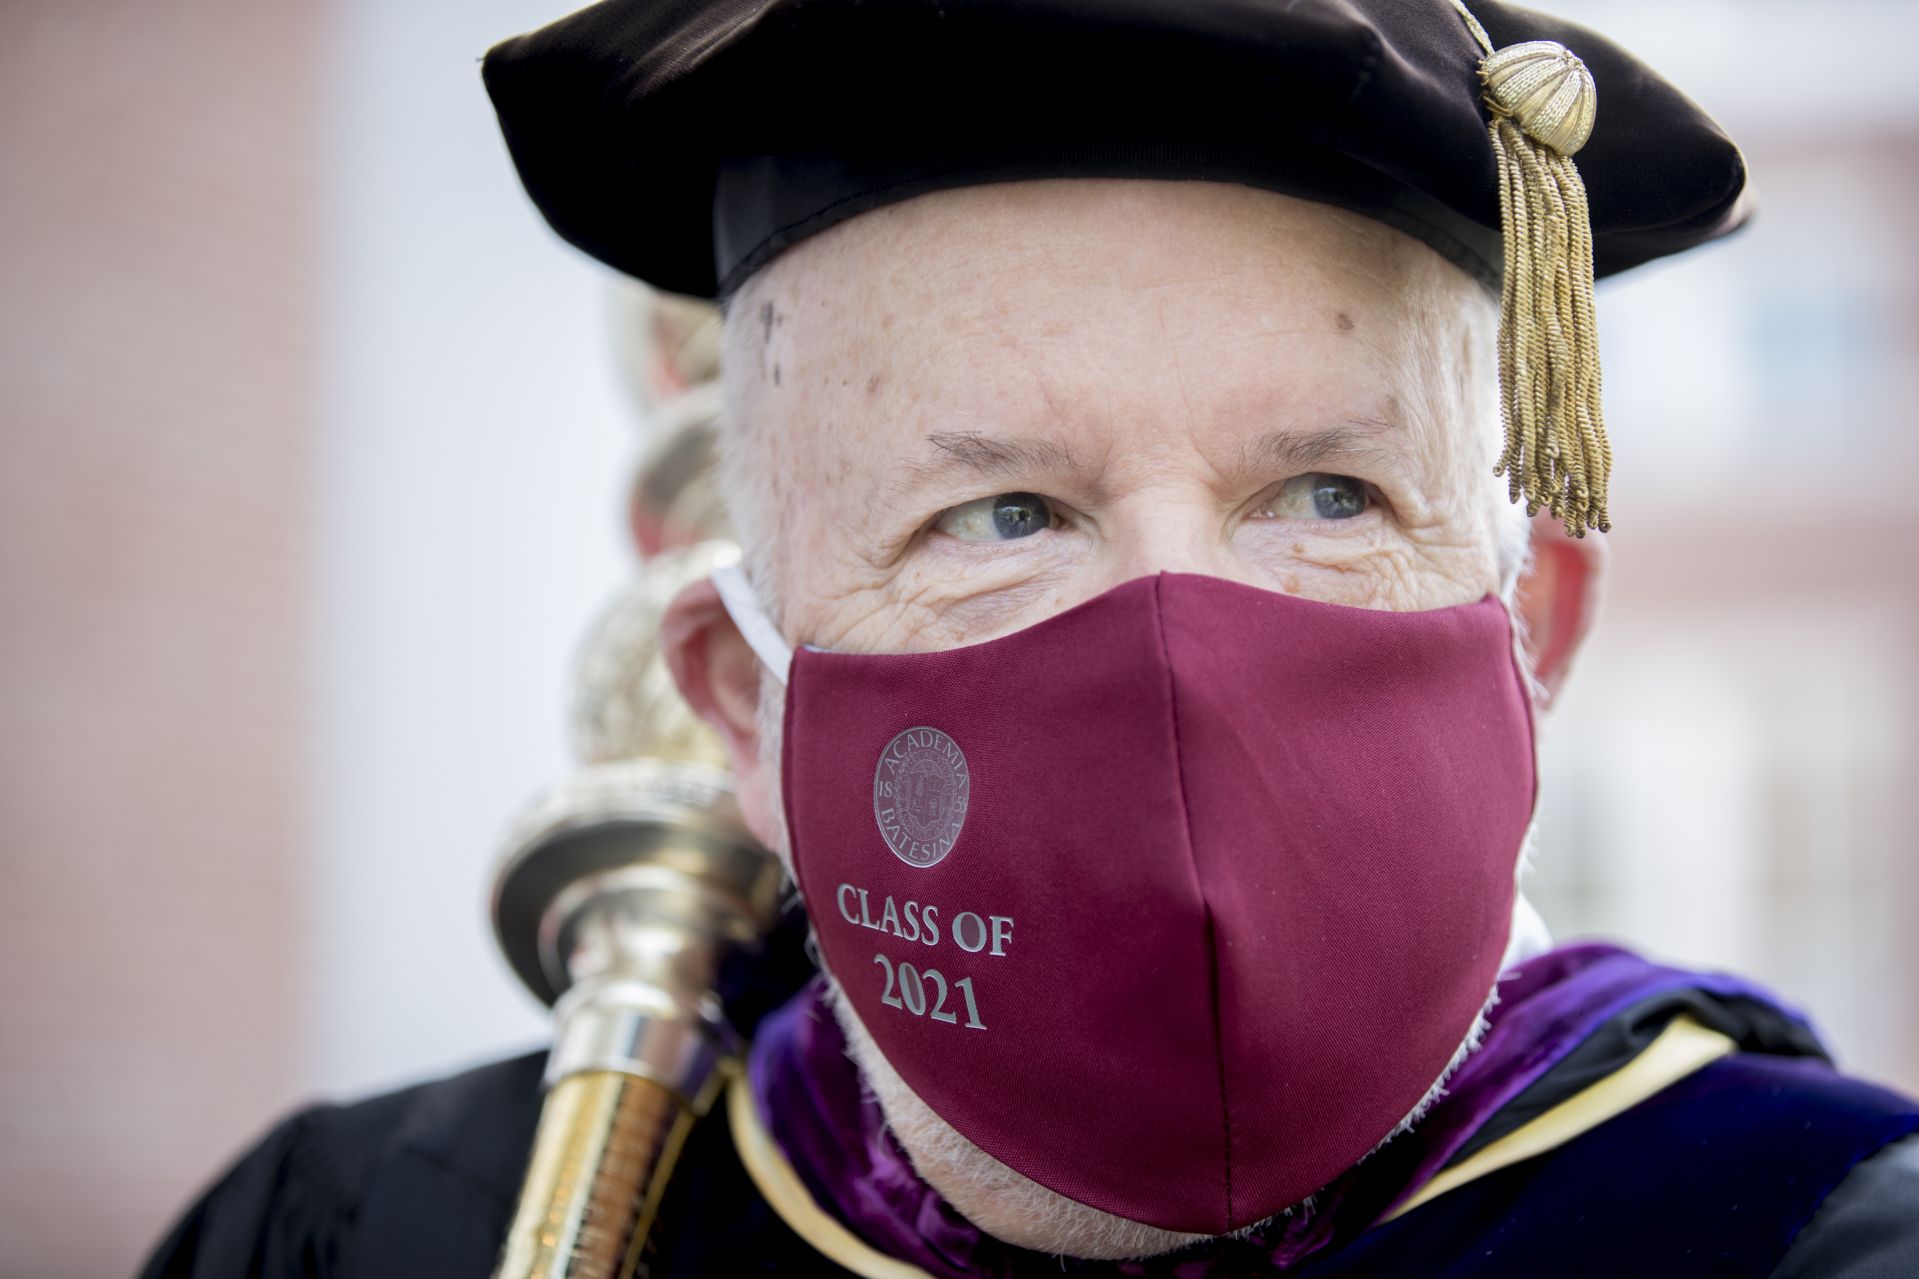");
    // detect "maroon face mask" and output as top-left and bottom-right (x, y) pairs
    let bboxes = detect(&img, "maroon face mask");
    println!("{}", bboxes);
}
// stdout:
(714, 568), (1538, 1235)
